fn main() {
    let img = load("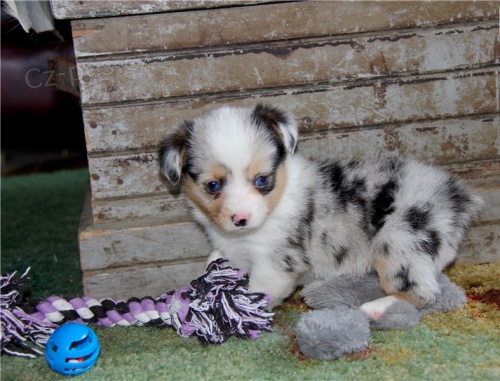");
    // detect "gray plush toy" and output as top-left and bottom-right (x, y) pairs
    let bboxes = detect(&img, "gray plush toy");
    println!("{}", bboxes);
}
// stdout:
(296, 273), (467, 360)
